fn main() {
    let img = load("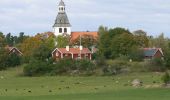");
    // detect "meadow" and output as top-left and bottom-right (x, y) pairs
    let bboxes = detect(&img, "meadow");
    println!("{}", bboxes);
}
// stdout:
(0, 67), (170, 100)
